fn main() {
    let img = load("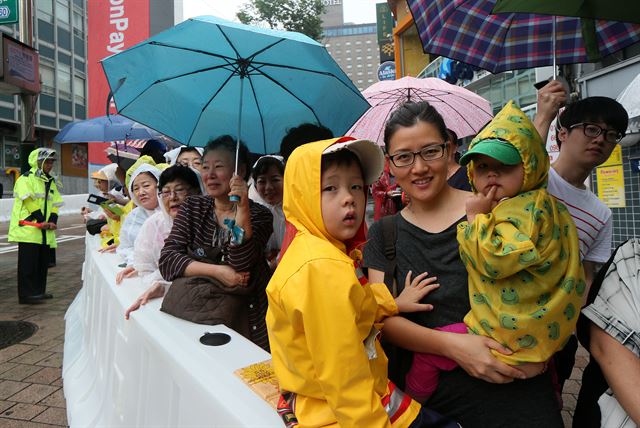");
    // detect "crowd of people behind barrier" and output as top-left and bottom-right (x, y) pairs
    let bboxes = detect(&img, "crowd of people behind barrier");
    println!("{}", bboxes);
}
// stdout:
(10, 80), (640, 427)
